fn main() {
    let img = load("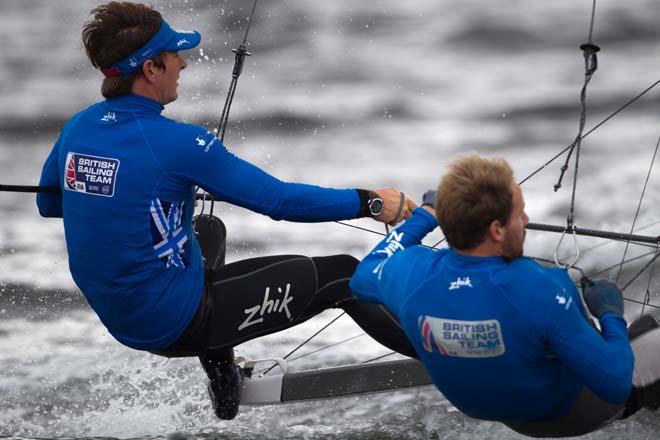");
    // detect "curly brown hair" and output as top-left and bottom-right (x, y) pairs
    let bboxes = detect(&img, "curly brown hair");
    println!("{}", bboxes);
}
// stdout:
(82, 2), (166, 98)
